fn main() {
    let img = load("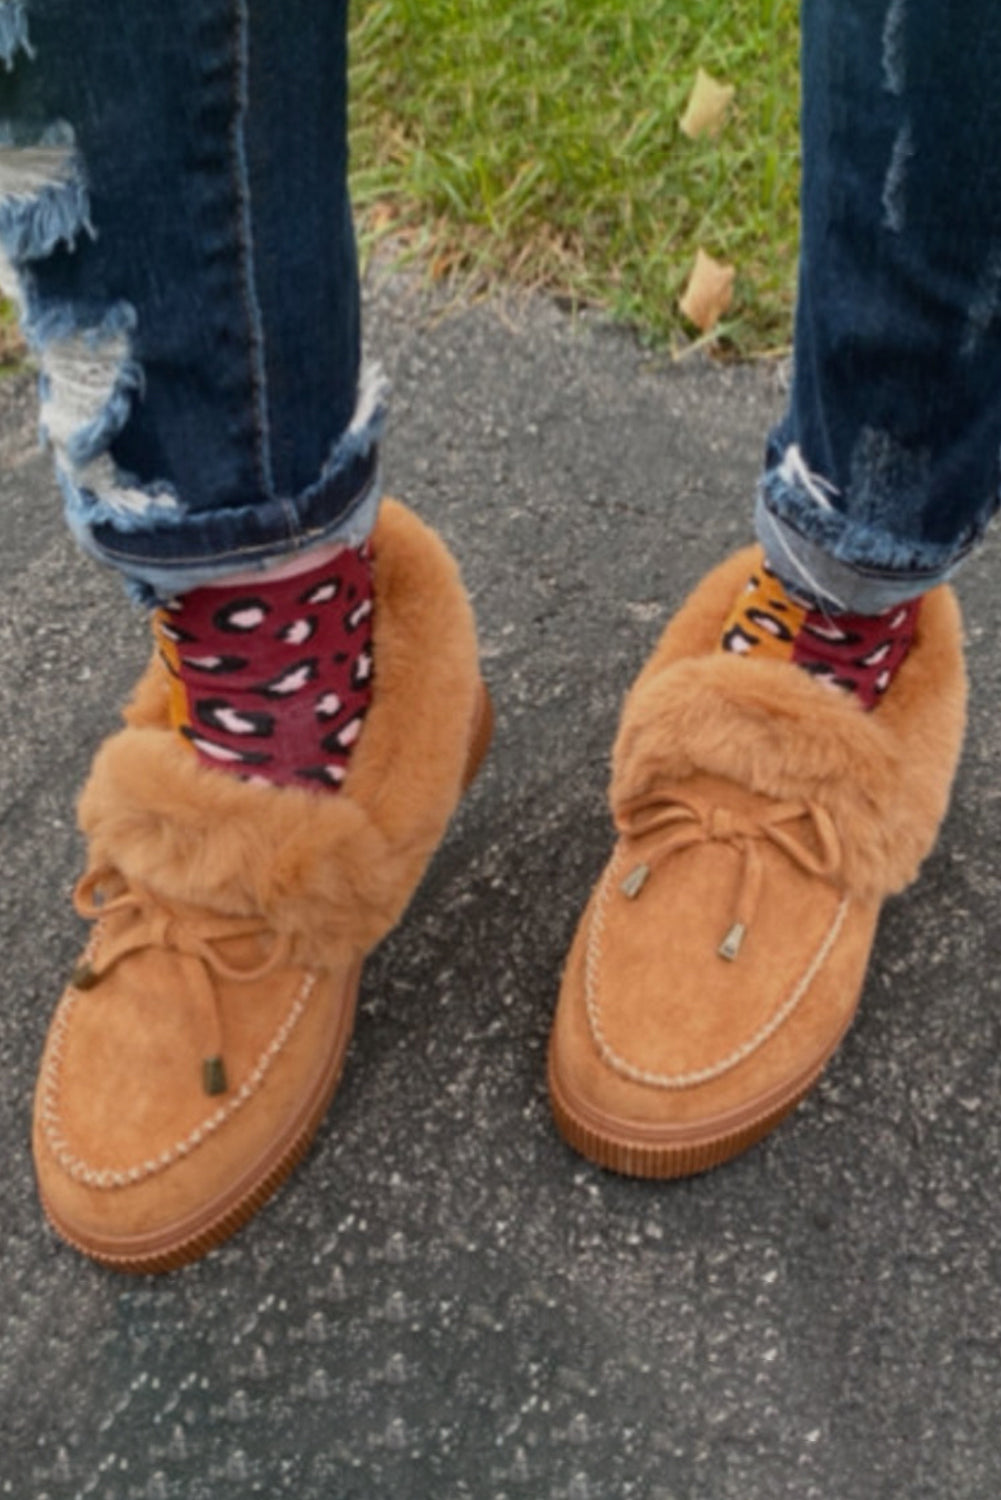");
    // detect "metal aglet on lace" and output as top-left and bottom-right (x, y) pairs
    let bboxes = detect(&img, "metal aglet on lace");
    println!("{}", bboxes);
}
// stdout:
(70, 961), (99, 991)
(202, 1055), (228, 1096)
(717, 922), (747, 962)
(620, 864), (651, 899)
